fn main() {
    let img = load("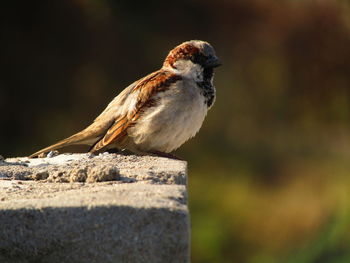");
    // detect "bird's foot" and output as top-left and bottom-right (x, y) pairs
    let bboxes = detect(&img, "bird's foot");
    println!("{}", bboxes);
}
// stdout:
(147, 151), (184, 161)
